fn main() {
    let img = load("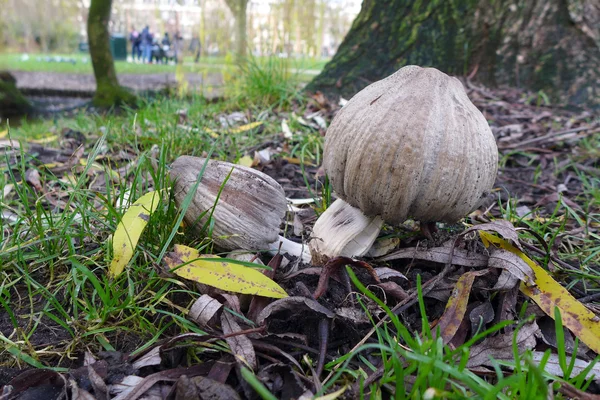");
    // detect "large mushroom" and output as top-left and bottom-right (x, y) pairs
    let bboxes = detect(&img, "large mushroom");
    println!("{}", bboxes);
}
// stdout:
(170, 156), (311, 263)
(309, 66), (498, 265)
